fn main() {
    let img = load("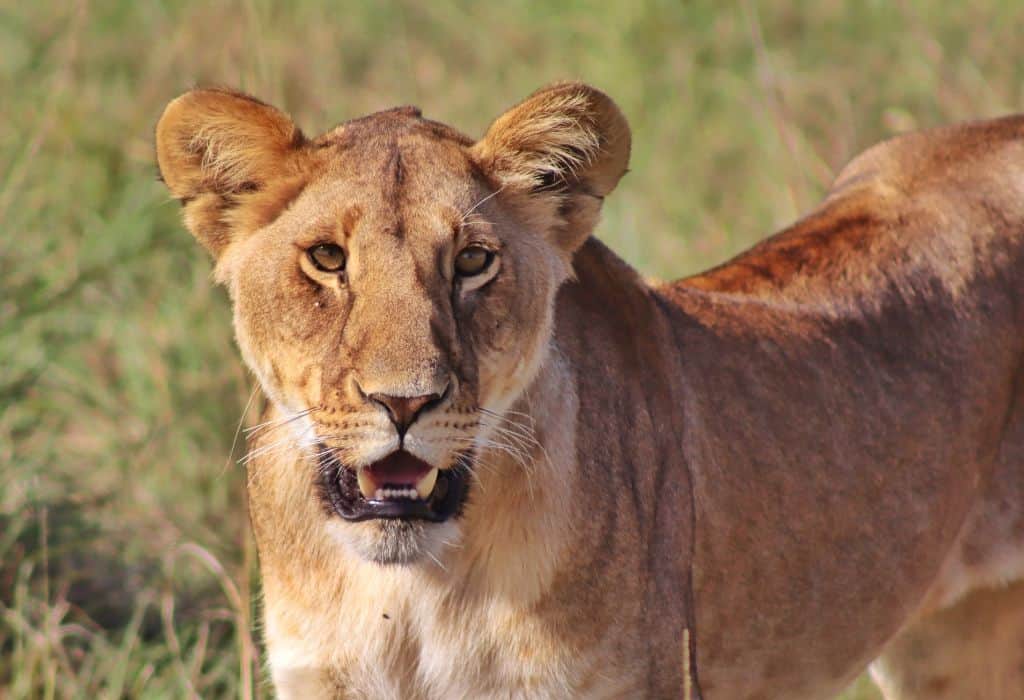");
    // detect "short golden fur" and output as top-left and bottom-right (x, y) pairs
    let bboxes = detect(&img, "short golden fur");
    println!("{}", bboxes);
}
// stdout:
(157, 84), (1024, 699)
